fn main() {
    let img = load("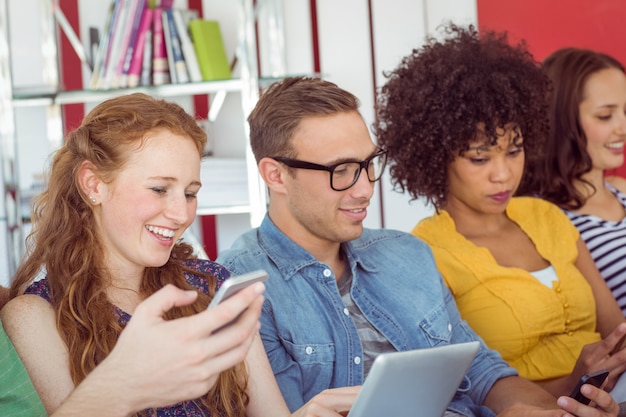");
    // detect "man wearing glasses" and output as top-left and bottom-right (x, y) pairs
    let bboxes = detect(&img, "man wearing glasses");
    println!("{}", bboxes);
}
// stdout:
(217, 76), (612, 417)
